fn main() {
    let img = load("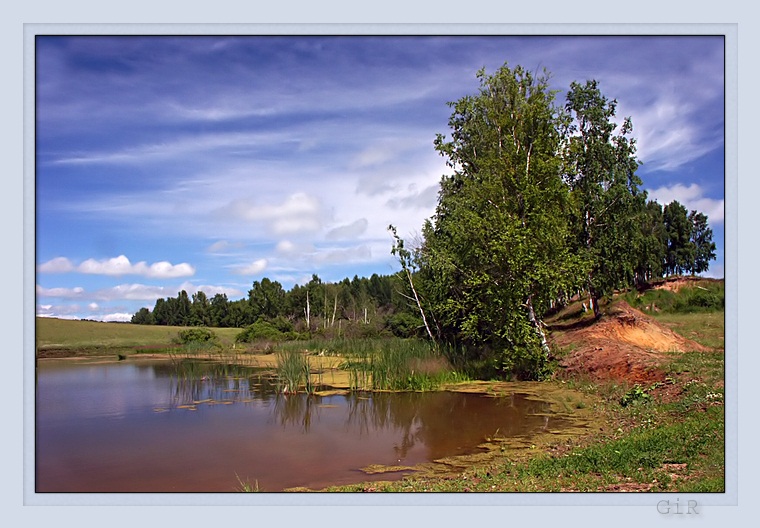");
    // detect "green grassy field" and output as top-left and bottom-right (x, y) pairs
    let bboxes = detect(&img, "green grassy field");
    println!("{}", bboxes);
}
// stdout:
(36, 317), (241, 354)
